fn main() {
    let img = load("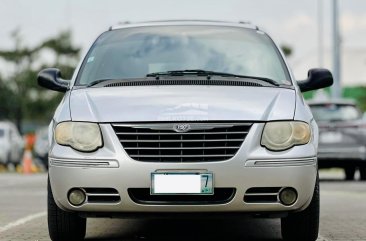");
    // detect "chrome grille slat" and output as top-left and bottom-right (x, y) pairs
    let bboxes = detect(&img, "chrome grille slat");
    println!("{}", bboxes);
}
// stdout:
(244, 193), (279, 196)
(85, 193), (120, 197)
(244, 187), (282, 204)
(119, 139), (244, 143)
(83, 188), (121, 203)
(124, 146), (240, 150)
(115, 131), (248, 135)
(111, 122), (252, 162)
(130, 154), (234, 158)
(112, 123), (252, 128)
